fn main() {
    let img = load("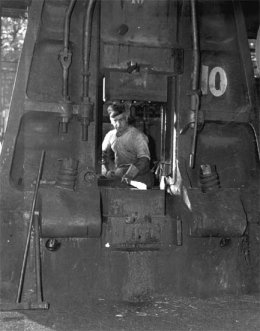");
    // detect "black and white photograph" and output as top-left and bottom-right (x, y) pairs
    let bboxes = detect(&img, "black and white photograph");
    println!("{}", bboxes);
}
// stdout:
(0, 0), (259, 330)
